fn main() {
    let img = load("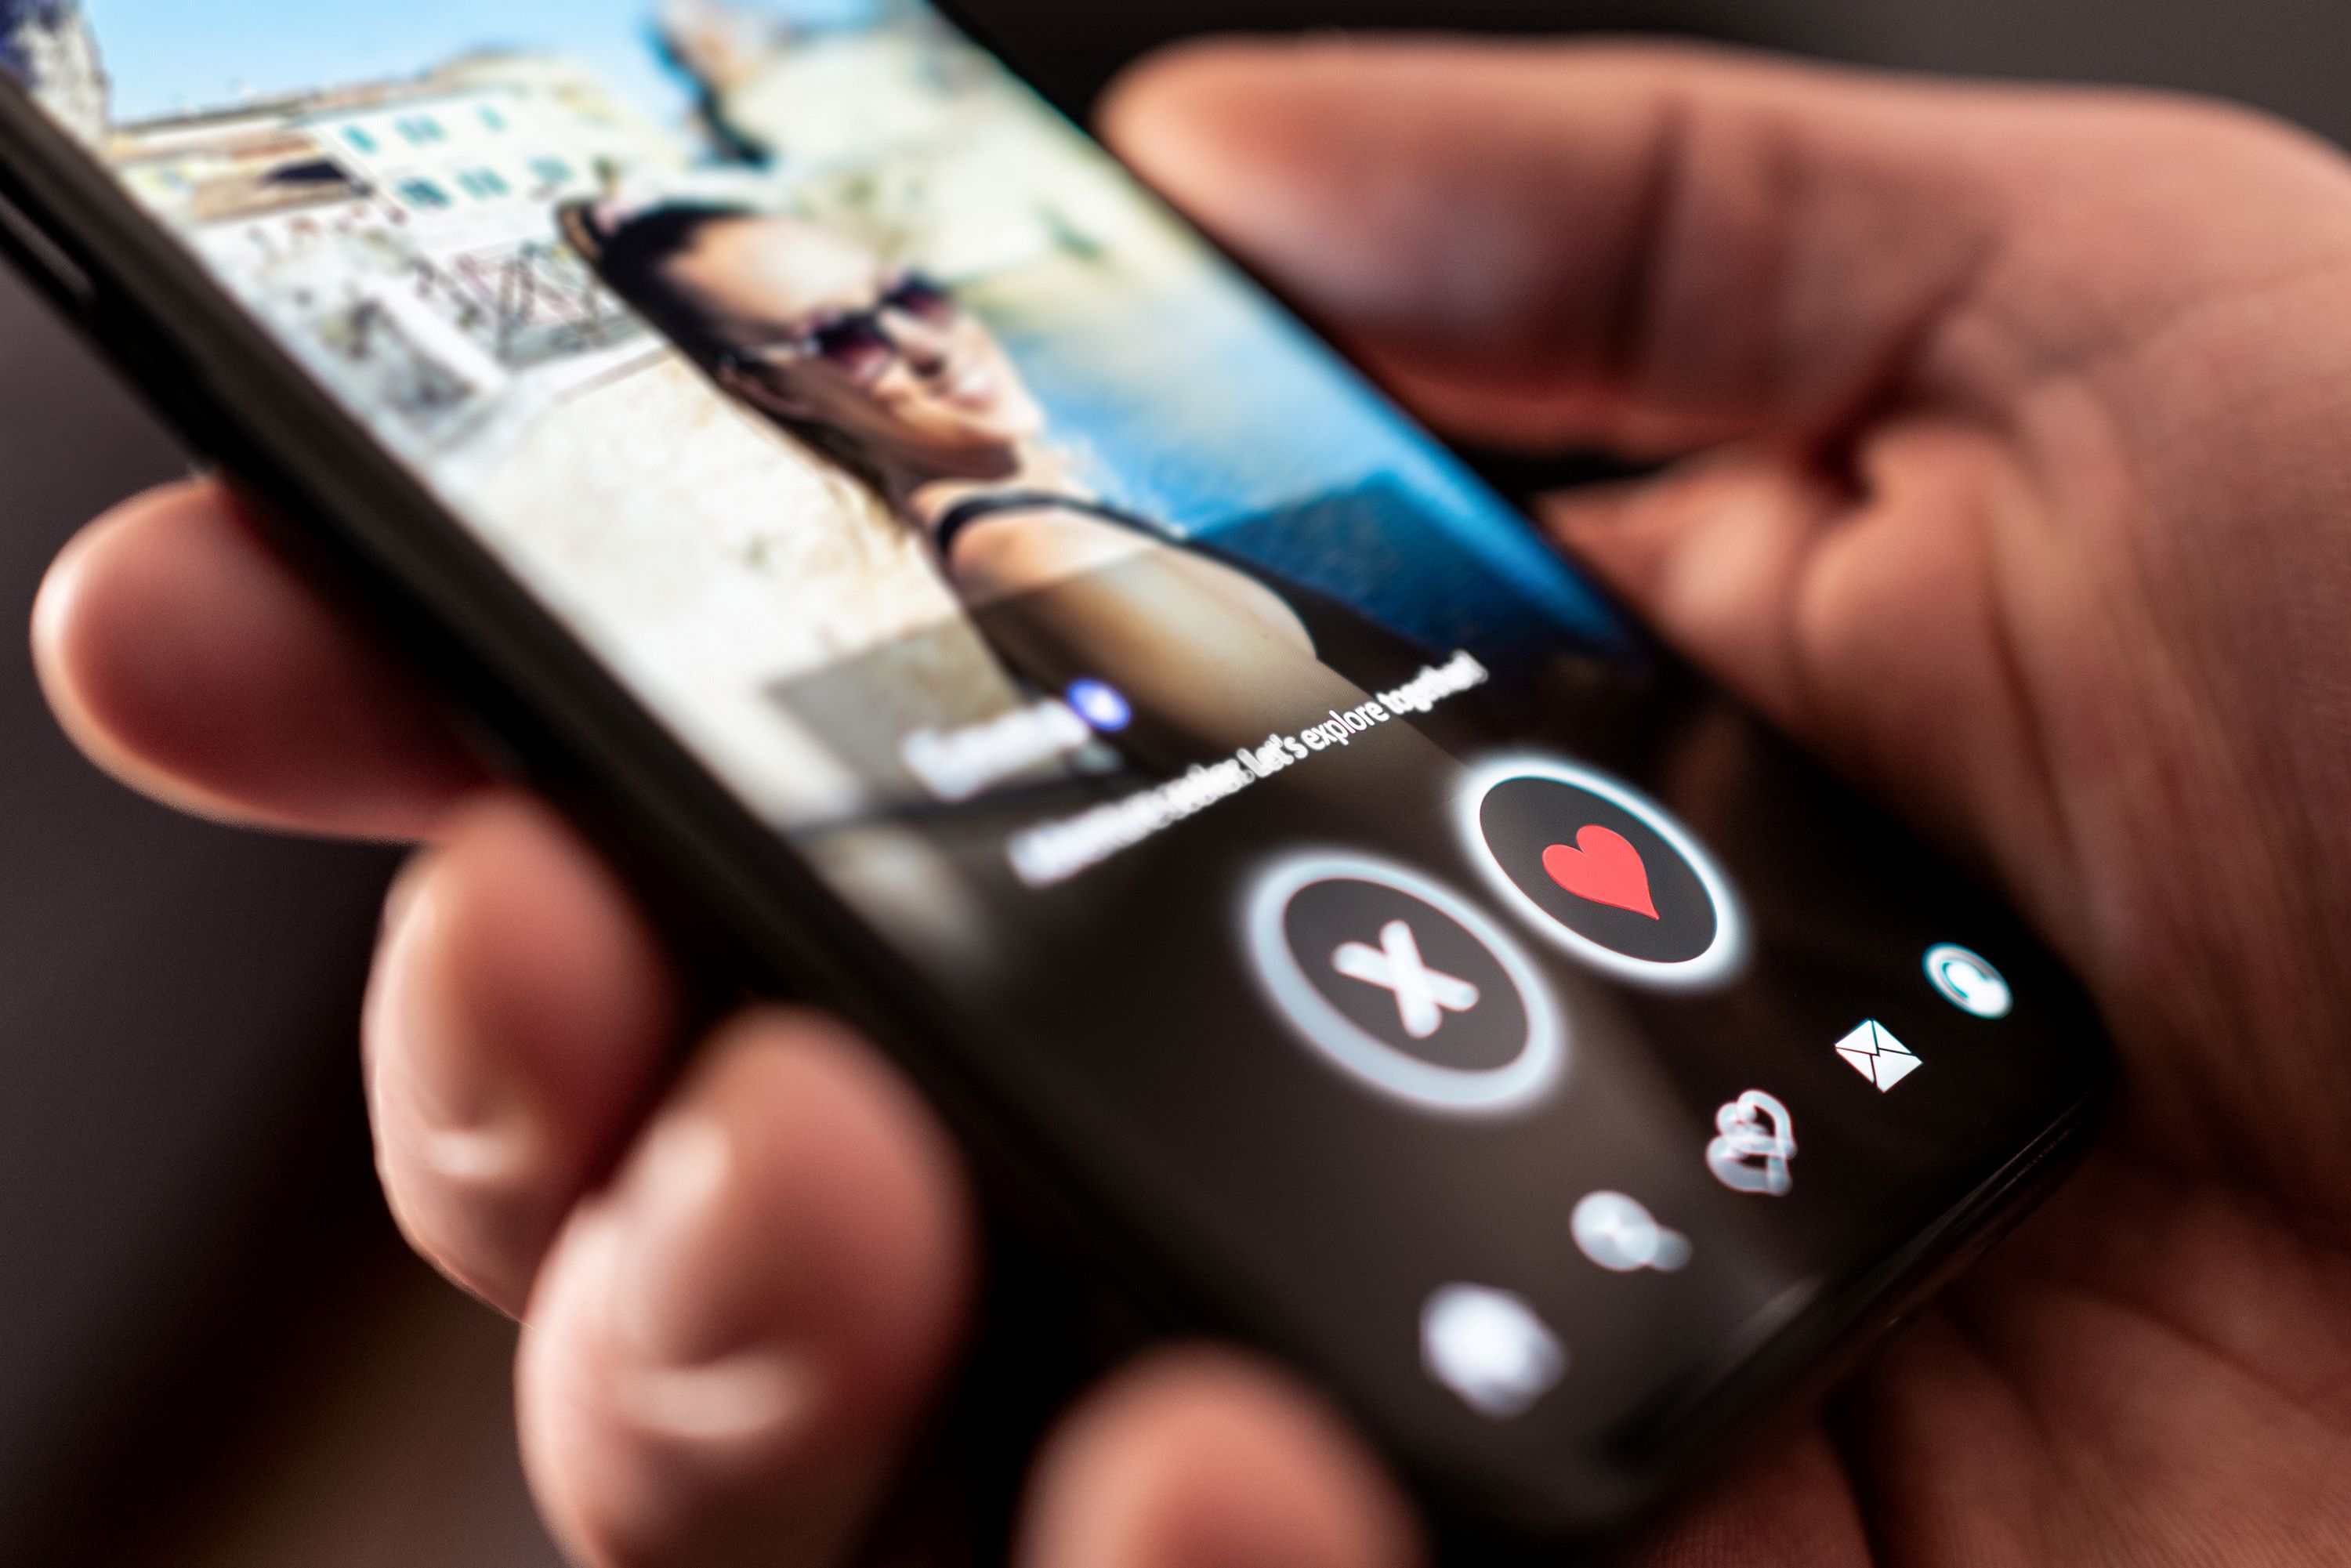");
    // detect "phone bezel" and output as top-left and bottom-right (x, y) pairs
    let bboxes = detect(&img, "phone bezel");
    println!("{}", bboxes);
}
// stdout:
(0, 34), (2108, 1550)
